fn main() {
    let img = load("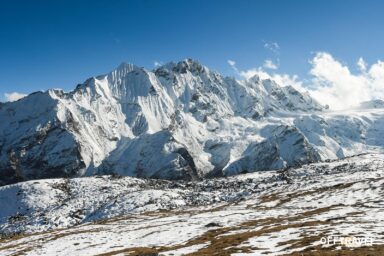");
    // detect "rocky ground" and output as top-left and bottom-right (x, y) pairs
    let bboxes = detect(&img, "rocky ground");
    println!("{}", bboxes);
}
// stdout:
(0, 153), (383, 255)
